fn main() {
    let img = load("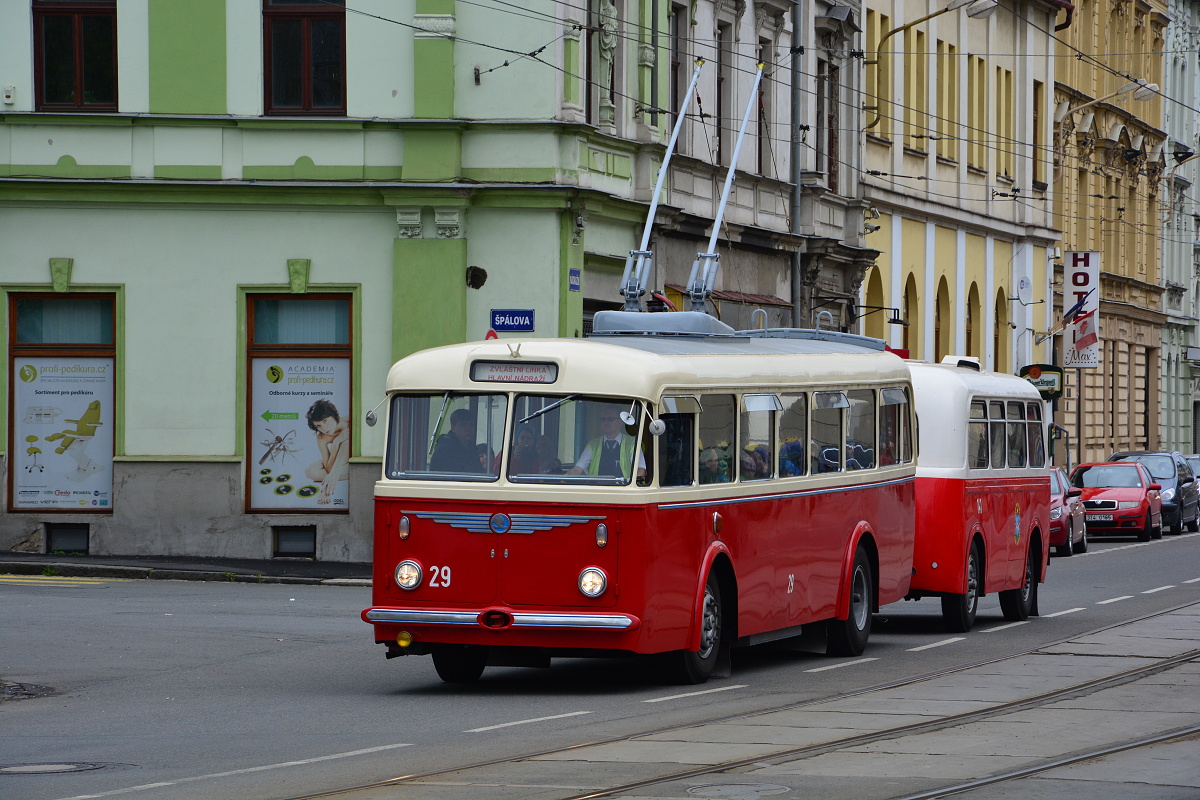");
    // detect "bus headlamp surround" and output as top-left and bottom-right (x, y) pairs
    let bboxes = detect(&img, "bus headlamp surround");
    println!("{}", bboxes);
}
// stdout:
(395, 560), (423, 590)
(578, 567), (607, 597)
